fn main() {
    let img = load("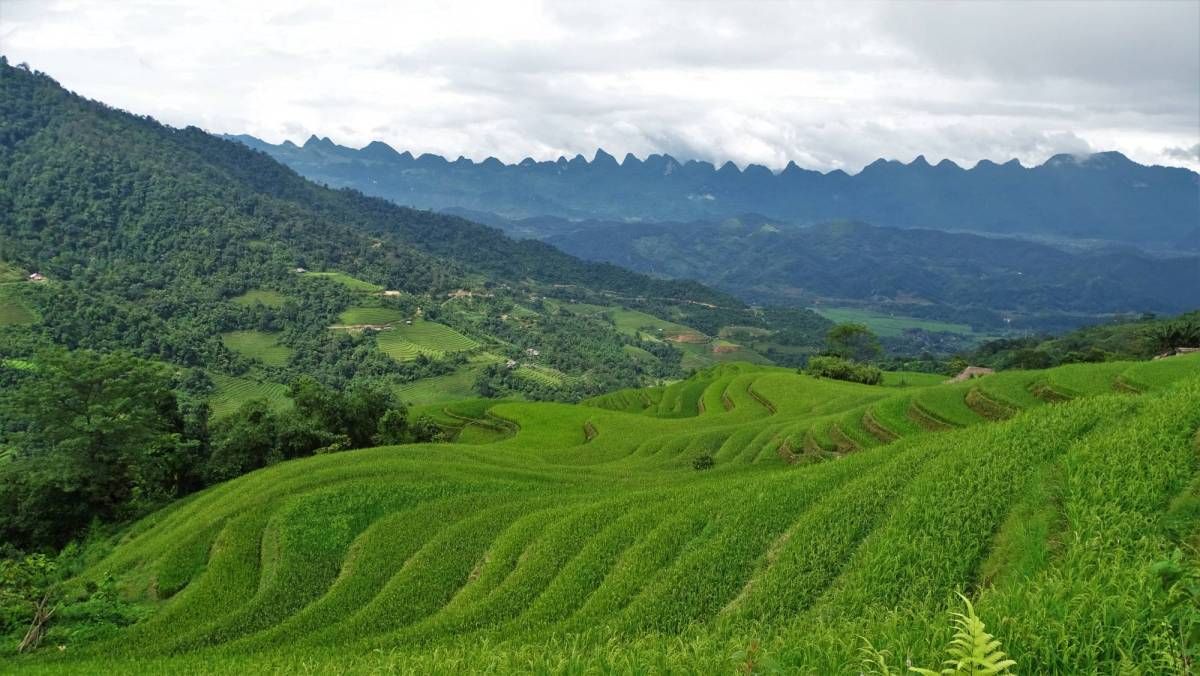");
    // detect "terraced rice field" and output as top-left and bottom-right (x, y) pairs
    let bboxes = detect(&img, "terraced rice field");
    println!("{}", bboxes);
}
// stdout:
(375, 320), (479, 362)
(15, 354), (1200, 674)
(515, 363), (567, 386)
(220, 330), (294, 367)
(208, 373), (293, 418)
